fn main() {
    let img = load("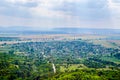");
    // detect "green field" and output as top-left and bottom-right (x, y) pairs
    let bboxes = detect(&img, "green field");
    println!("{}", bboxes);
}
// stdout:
(101, 57), (120, 64)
